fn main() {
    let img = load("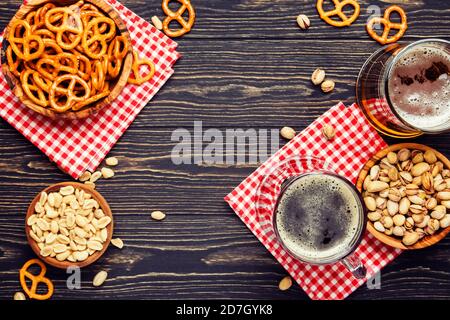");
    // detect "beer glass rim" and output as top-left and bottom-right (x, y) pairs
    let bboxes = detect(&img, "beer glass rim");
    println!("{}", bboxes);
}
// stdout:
(383, 38), (450, 133)
(272, 171), (367, 266)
